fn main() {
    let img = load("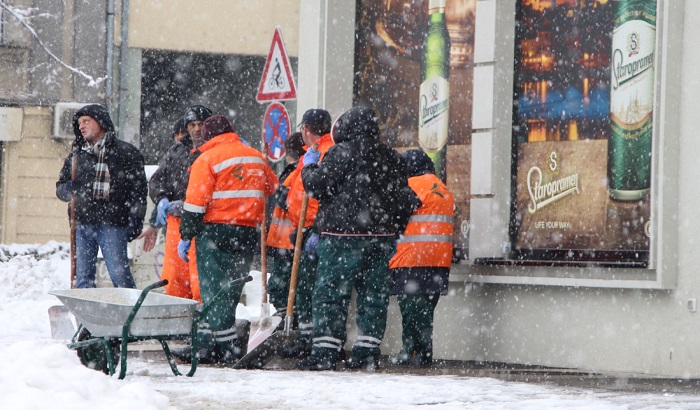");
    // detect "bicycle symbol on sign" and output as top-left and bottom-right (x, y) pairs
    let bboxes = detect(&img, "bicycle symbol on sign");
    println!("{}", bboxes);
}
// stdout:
(269, 58), (285, 90)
